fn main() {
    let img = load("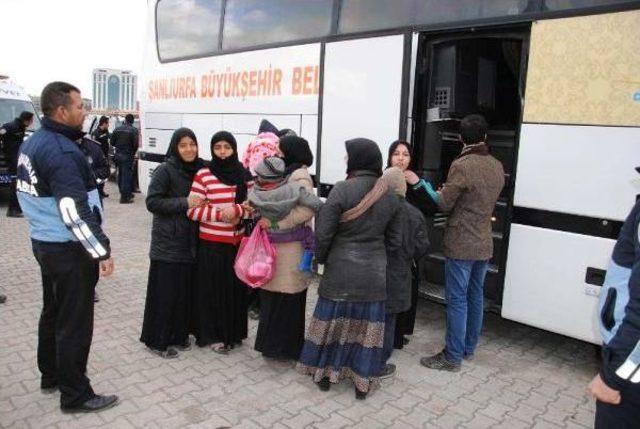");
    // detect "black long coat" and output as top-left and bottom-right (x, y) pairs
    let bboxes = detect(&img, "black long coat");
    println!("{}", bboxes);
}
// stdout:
(146, 157), (200, 263)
